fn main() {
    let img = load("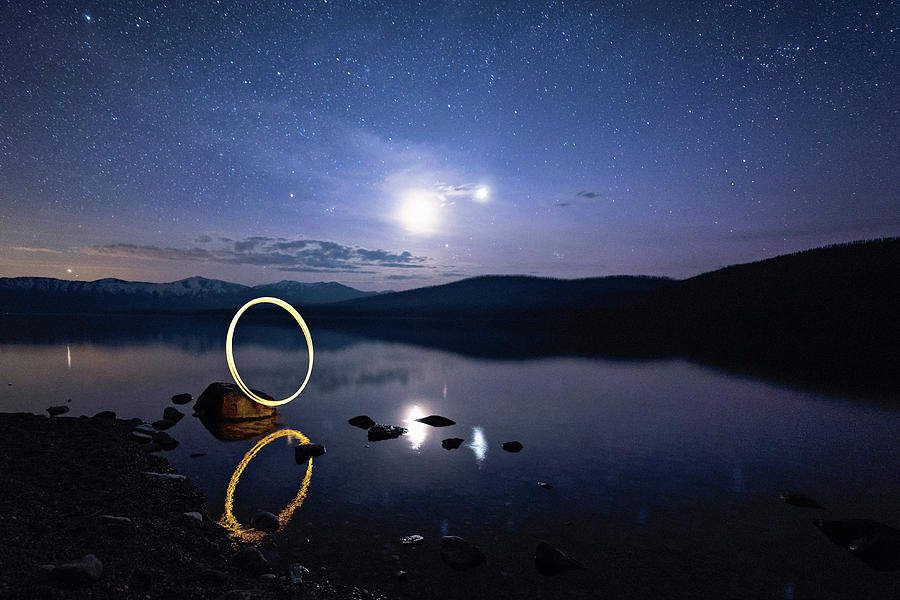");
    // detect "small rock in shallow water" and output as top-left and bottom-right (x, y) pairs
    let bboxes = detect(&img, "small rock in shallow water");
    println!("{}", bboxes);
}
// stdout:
(501, 441), (523, 453)
(93, 410), (116, 419)
(152, 419), (176, 430)
(538, 481), (553, 489)
(230, 547), (270, 576)
(368, 424), (407, 441)
(47, 406), (69, 416)
(394, 570), (408, 581)
(133, 423), (155, 435)
(294, 443), (326, 462)
(415, 415), (456, 427)
(348, 415), (376, 429)
(440, 536), (485, 569)
(163, 406), (185, 423)
(780, 490), (822, 508)
(250, 511), (279, 532)
(400, 534), (425, 545)
(534, 541), (584, 576)
(441, 438), (464, 450)
(51, 554), (103, 587)
(171, 393), (193, 405)
(190, 452), (207, 458)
